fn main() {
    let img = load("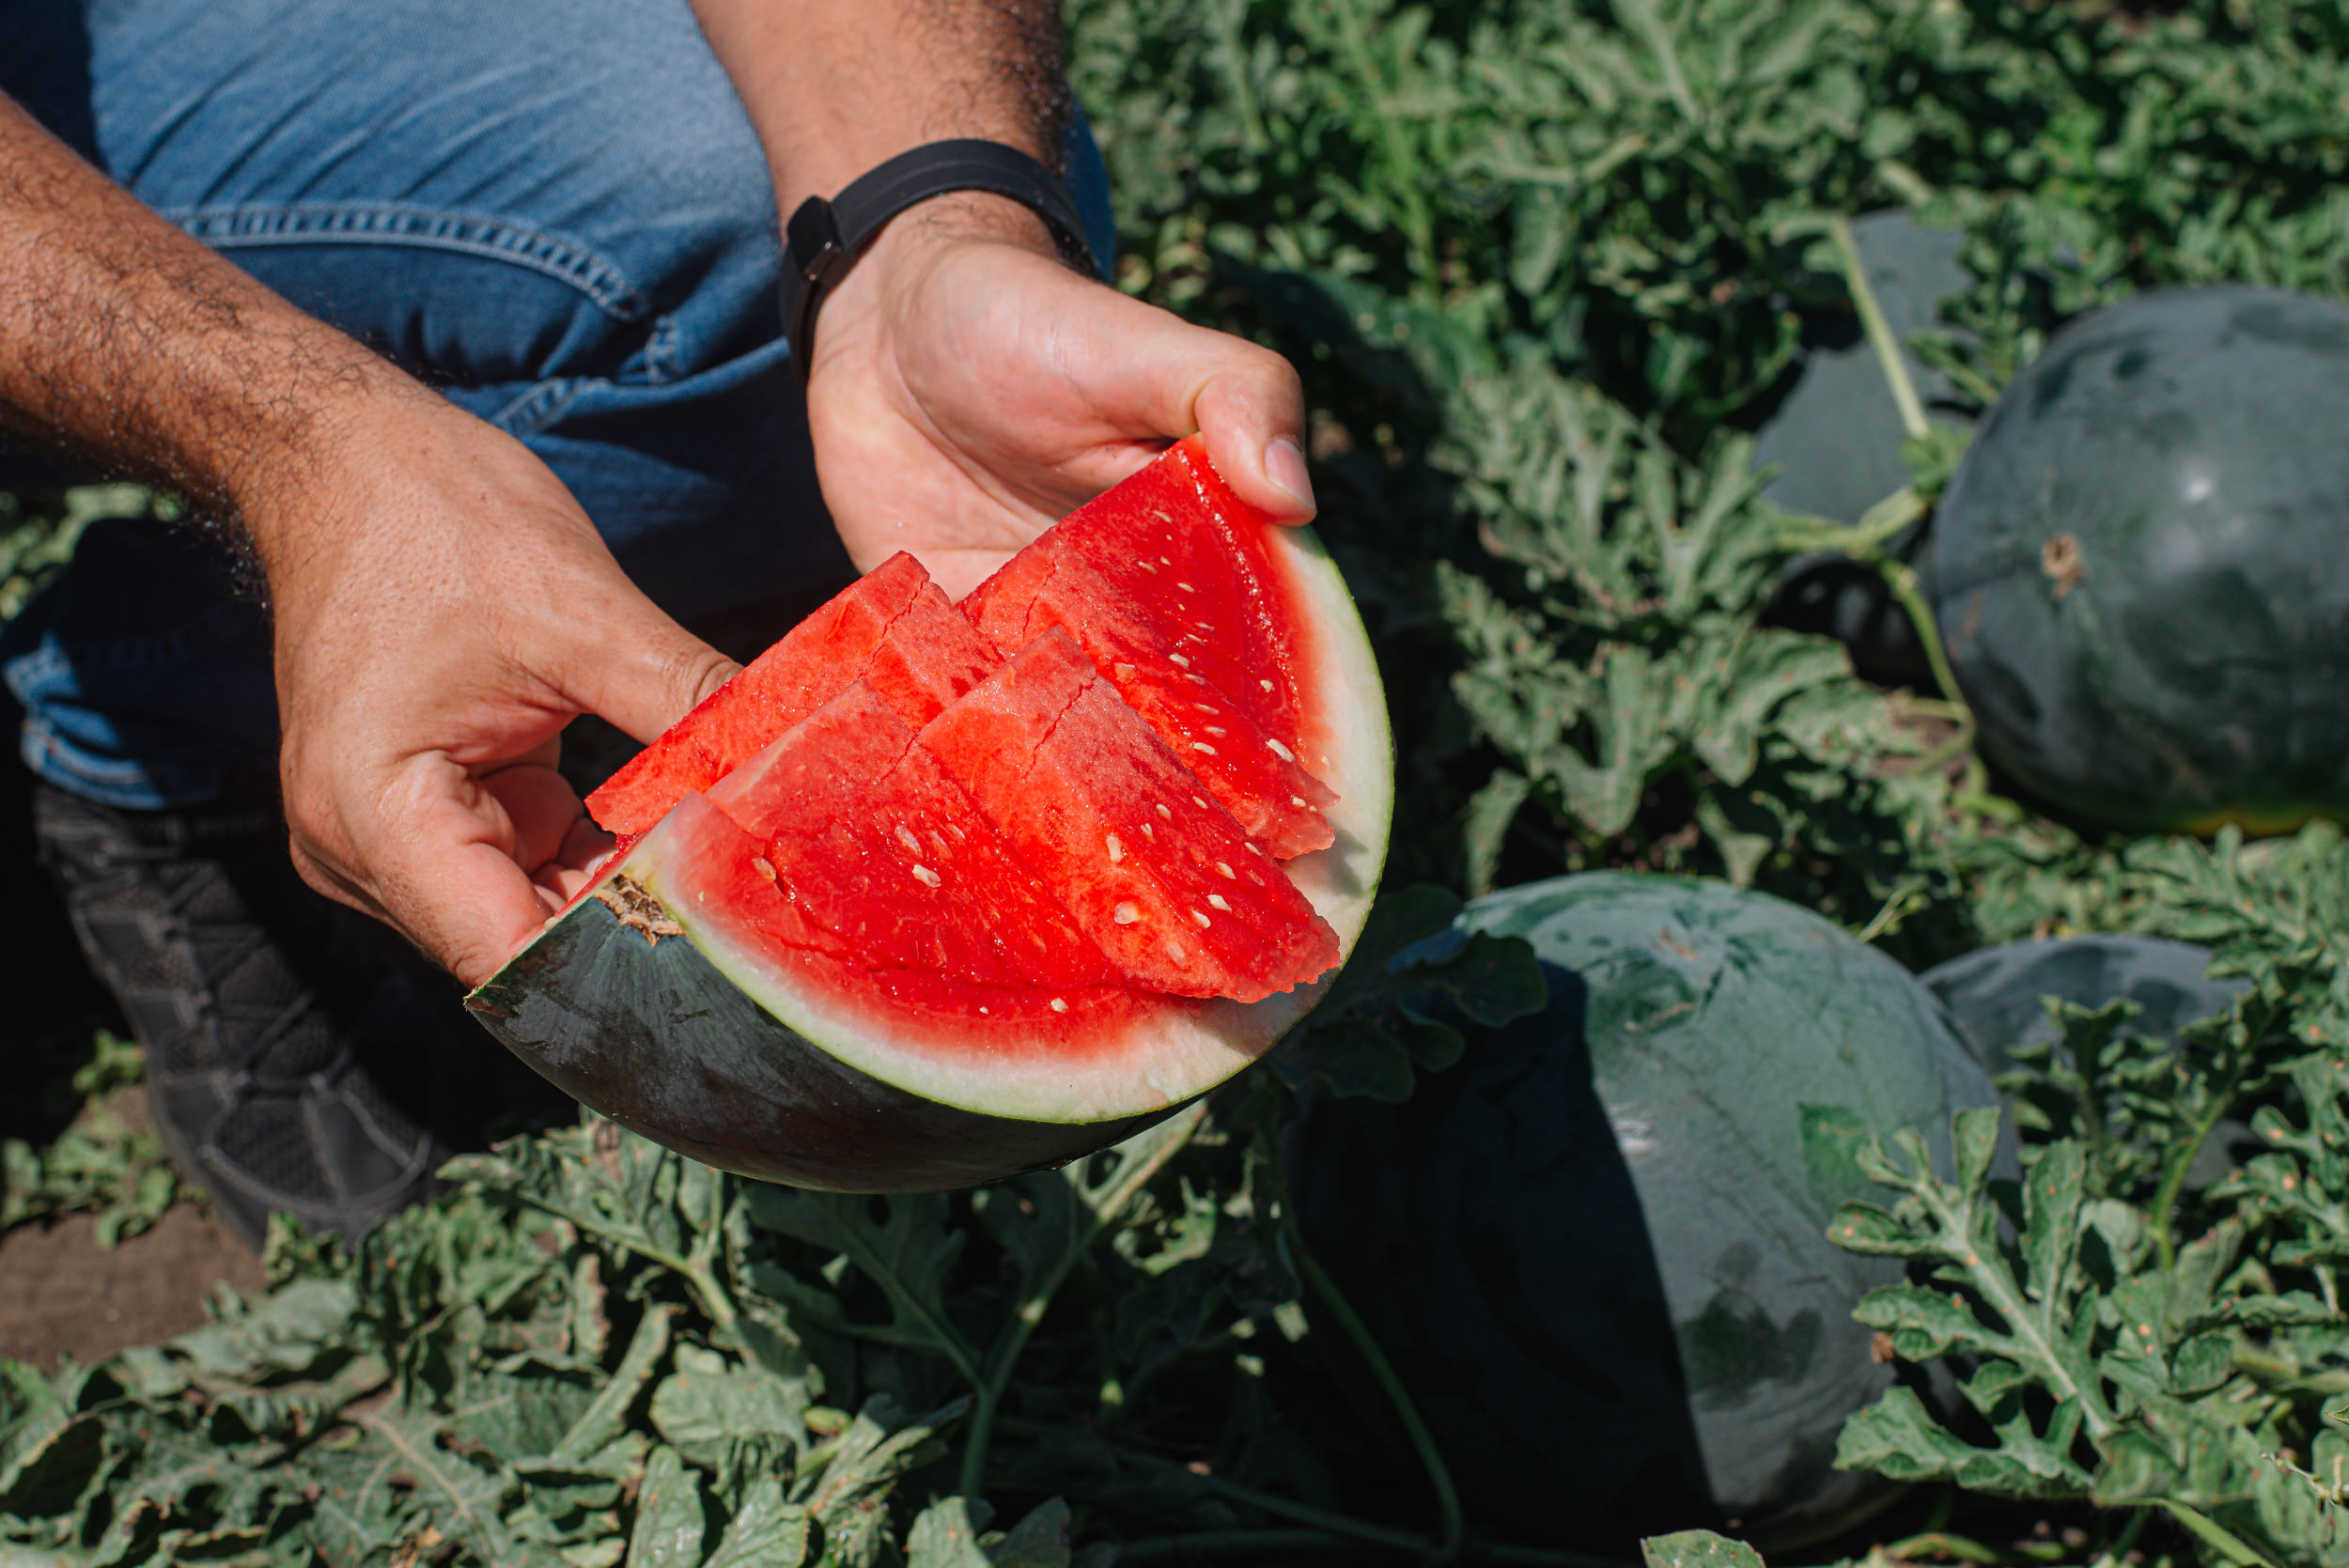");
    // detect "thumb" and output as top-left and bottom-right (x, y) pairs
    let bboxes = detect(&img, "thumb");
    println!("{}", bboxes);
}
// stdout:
(549, 584), (742, 746)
